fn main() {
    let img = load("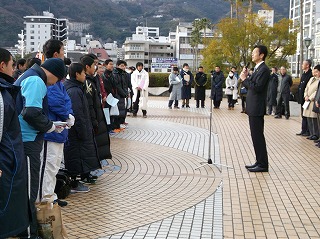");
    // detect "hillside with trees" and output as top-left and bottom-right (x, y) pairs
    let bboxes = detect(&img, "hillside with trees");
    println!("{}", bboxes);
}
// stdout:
(0, 0), (289, 46)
